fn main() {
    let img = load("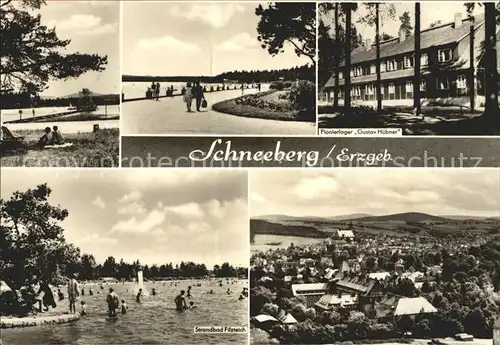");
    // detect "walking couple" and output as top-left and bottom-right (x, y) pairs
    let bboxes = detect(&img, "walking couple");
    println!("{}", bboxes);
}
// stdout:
(183, 81), (205, 112)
